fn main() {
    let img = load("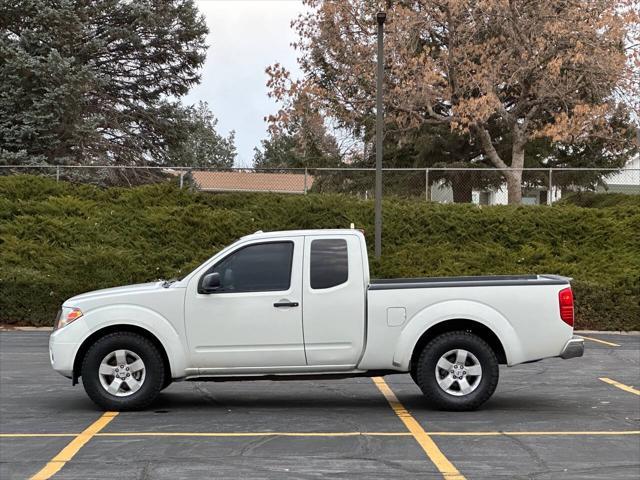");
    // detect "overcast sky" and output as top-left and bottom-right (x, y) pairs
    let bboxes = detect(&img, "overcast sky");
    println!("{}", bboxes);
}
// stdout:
(183, 0), (305, 167)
